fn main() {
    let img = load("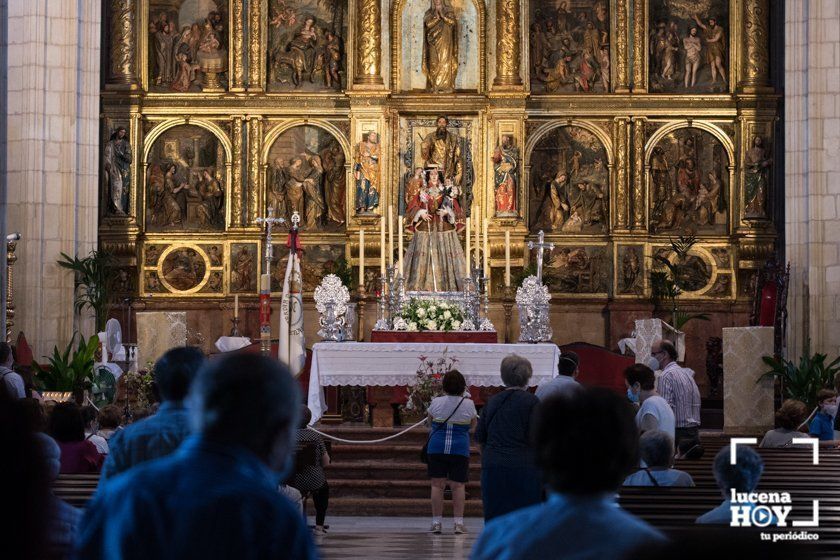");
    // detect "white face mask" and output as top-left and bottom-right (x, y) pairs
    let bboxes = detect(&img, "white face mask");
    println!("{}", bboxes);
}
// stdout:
(647, 356), (661, 371)
(824, 403), (838, 417)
